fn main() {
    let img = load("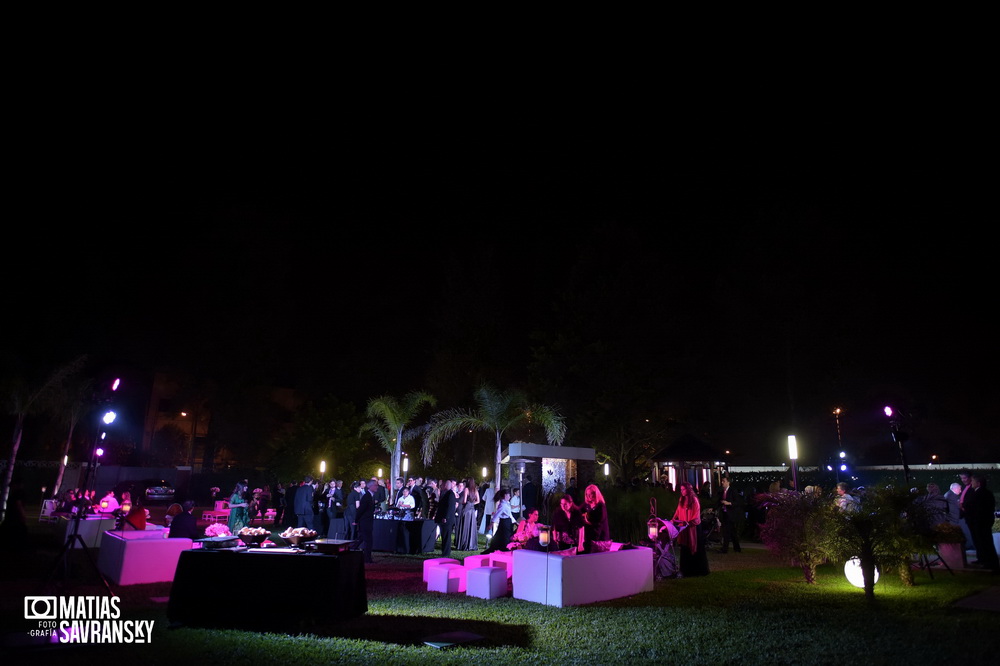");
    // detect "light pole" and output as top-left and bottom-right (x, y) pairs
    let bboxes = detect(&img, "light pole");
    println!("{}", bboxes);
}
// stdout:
(788, 435), (799, 492)
(884, 406), (912, 484)
(320, 460), (326, 486)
